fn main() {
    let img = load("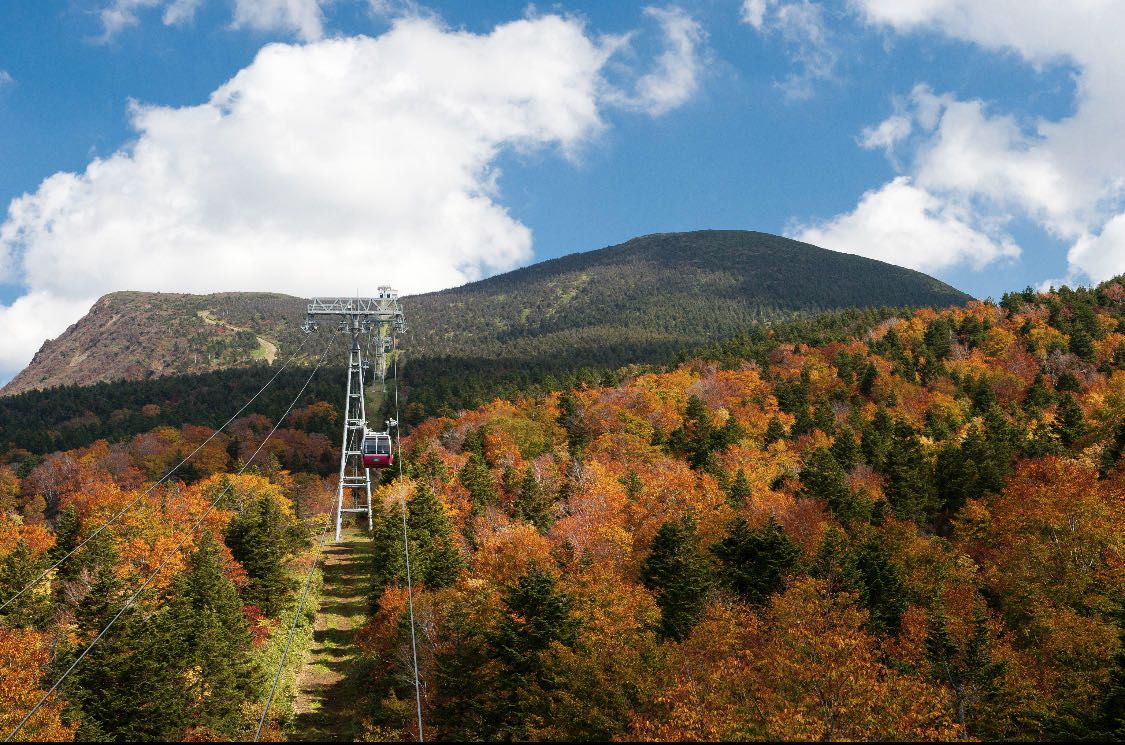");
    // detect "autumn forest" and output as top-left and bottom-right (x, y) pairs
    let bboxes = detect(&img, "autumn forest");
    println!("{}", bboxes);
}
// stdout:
(1, 278), (1124, 741)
